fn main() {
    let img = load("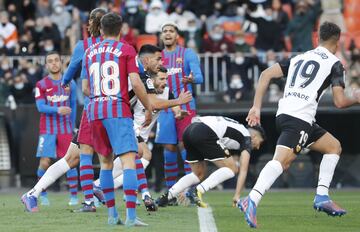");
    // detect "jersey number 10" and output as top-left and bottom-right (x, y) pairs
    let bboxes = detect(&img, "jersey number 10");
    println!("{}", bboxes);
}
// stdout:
(89, 61), (120, 96)
(289, 60), (320, 88)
